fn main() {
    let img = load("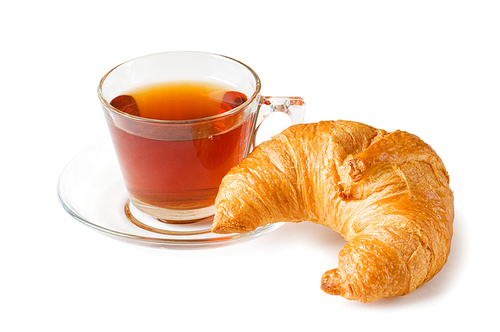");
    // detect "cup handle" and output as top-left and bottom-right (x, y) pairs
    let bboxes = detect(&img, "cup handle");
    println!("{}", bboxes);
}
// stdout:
(252, 96), (306, 147)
